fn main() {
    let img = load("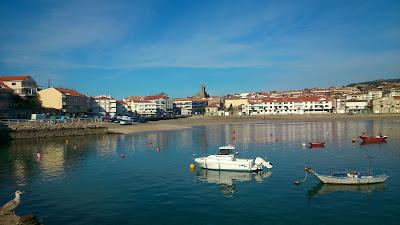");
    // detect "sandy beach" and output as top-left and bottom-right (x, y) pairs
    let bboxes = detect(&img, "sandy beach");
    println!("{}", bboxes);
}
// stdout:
(107, 114), (400, 134)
